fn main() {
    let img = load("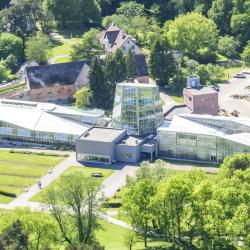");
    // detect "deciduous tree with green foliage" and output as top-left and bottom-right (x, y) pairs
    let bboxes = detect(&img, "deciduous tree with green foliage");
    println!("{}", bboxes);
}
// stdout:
(122, 179), (156, 248)
(149, 37), (178, 86)
(45, 172), (102, 249)
(71, 29), (104, 61)
(45, 0), (102, 28)
(0, 63), (10, 82)
(195, 63), (225, 85)
(242, 41), (250, 66)
(165, 12), (219, 62)
(74, 87), (92, 109)
(218, 35), (239, 58)
(25, 33), (51, 64)
(0, 219), (29, 250)
(0, 33), (23, 61)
